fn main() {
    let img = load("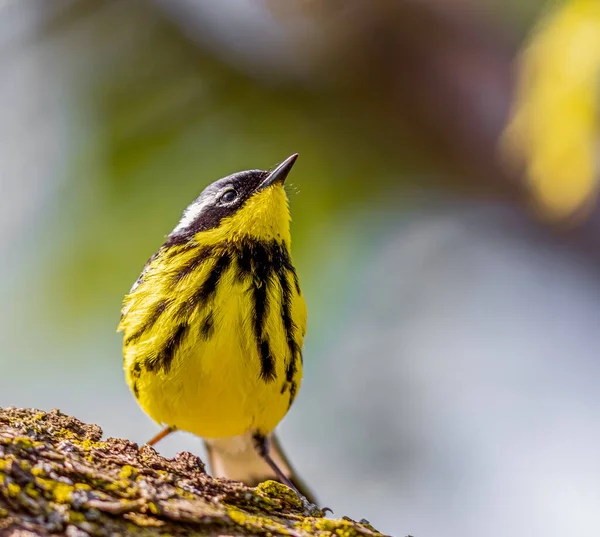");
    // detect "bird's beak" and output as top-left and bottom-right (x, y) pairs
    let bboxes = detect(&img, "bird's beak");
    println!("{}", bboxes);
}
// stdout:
(259, 154), (298, 189)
